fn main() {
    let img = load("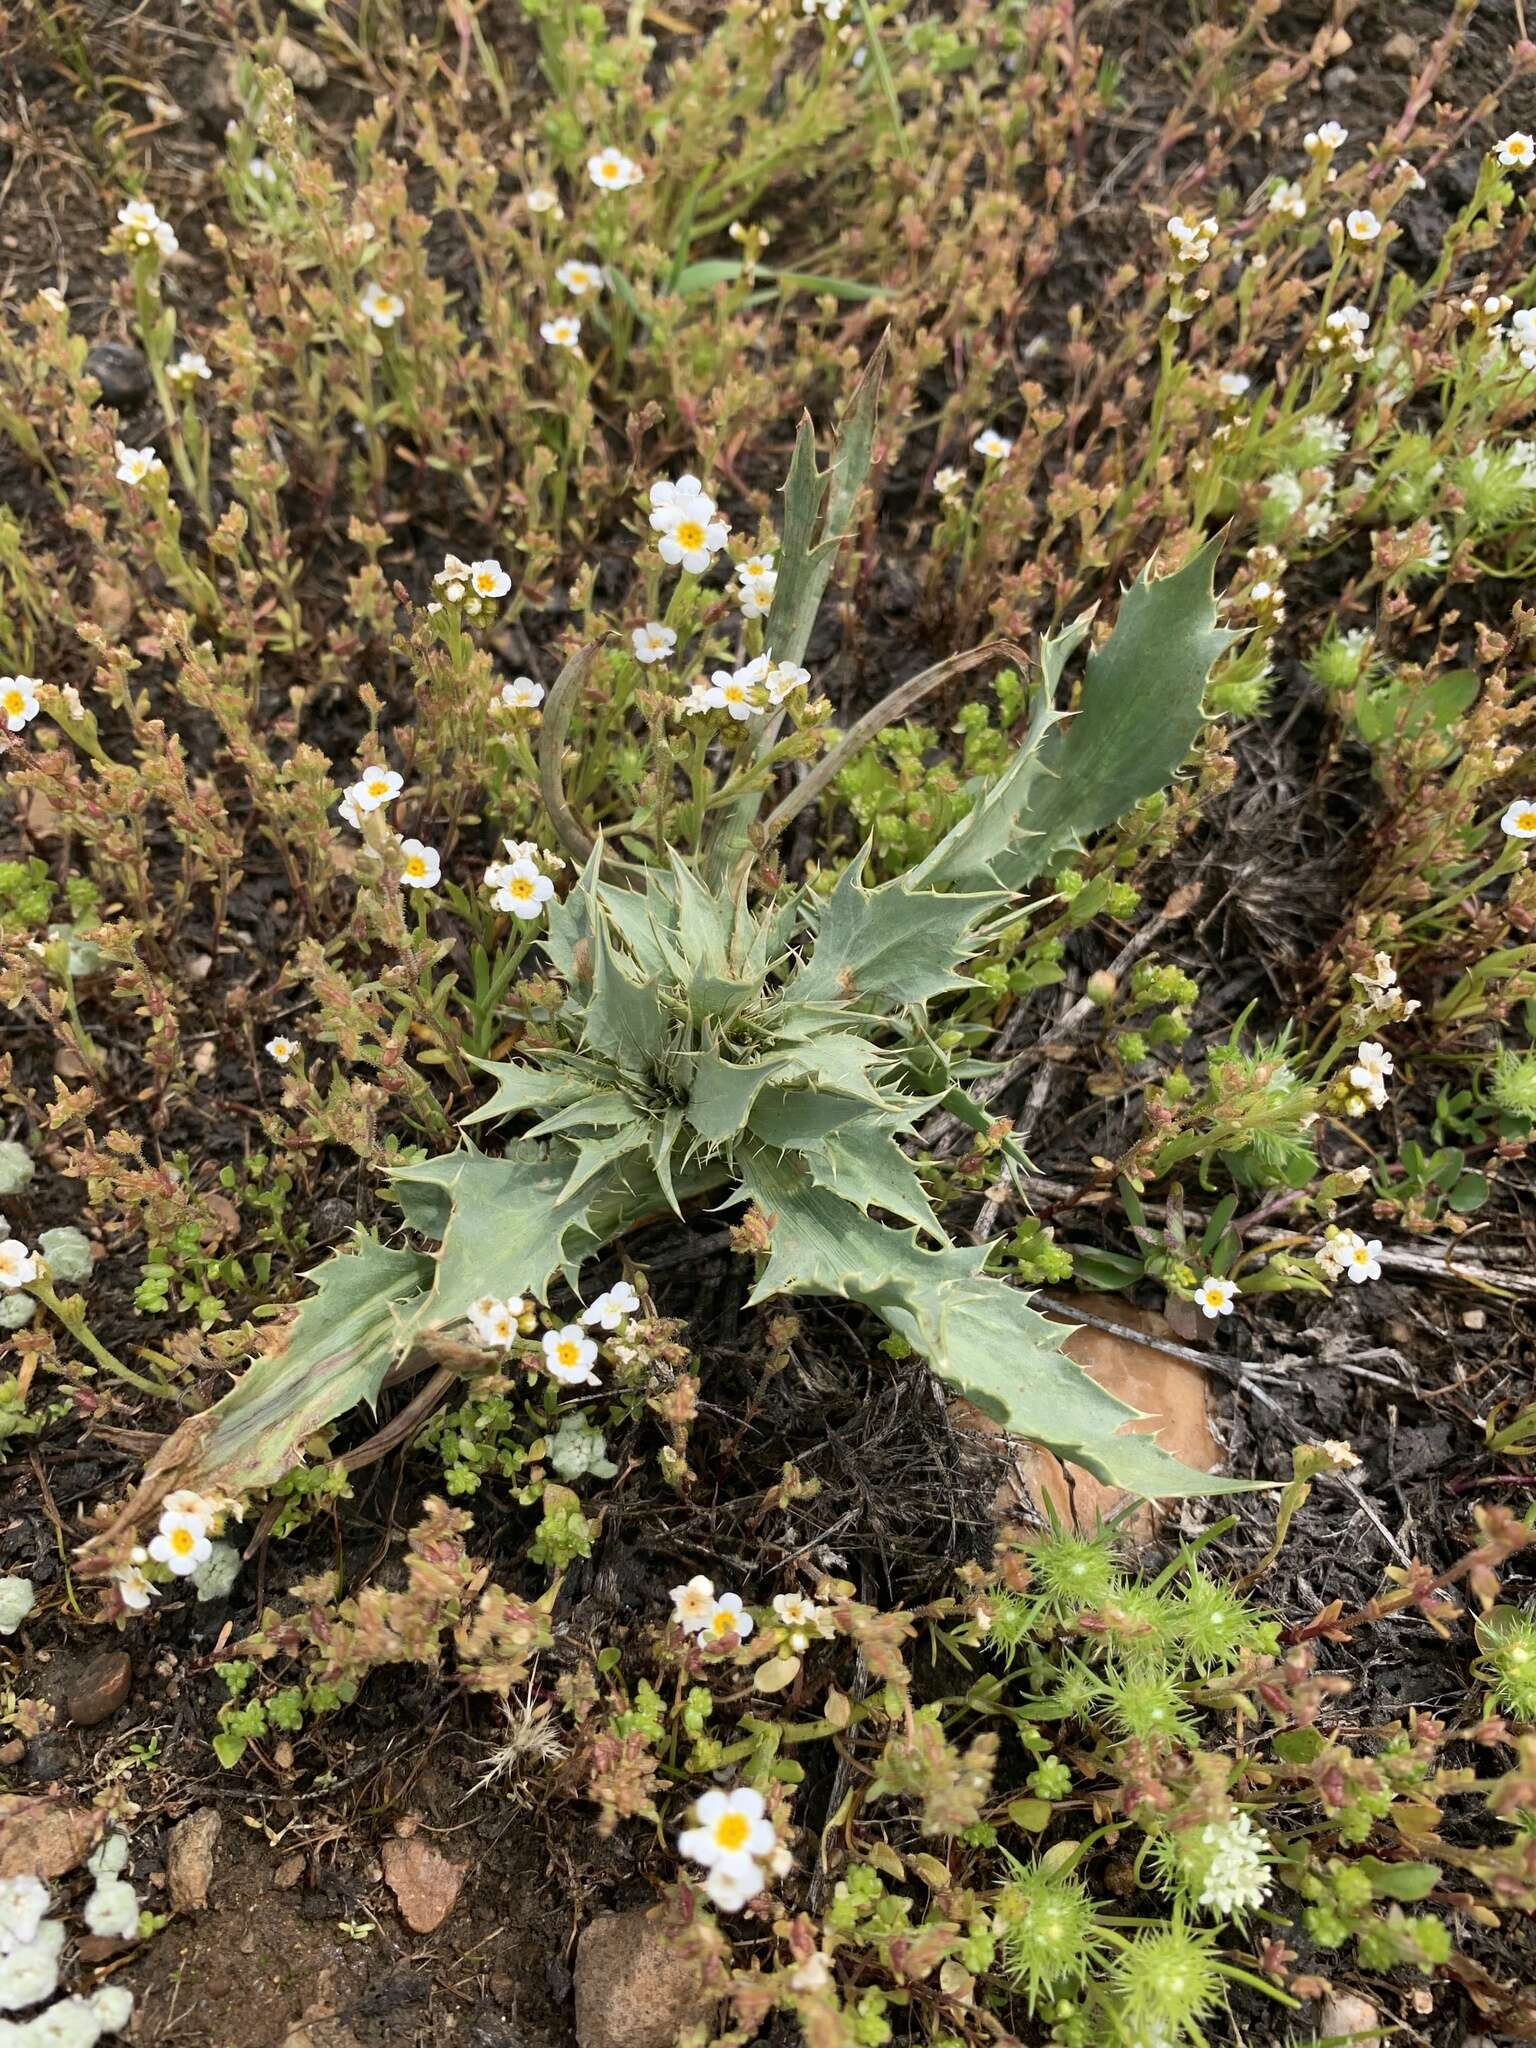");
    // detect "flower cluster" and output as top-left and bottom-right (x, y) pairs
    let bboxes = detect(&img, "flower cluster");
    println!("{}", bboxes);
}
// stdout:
(771, 1589), (833, 1653)
(0, 1857), (136, 2037)
(1347, 1038), (1393, 1112)
(467, 1294), (526, 1348)
(1185, 1812), (1273, 1917)
(114, 197), (177, 258)
(670, 1572), (755, 1645)
(649, 475), (729, 573)
(734, 553), (777, 618)
(1315, 303), (1371, 366)
(682, 652), (809, 721)
(433, 553), (510, 617)
(677, 1785), (781, 1913)
(166, 348), (212, 392)
(1316, 1229), (1383, 1286)
(484, 842), (557, 919)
